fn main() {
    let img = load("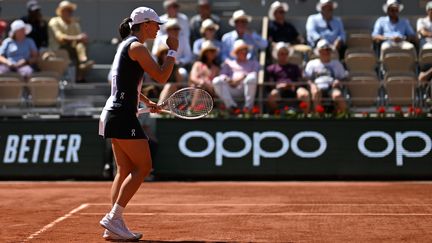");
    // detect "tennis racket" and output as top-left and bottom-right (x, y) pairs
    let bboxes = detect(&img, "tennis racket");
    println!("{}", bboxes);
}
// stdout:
(138, 87), (213, 119)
